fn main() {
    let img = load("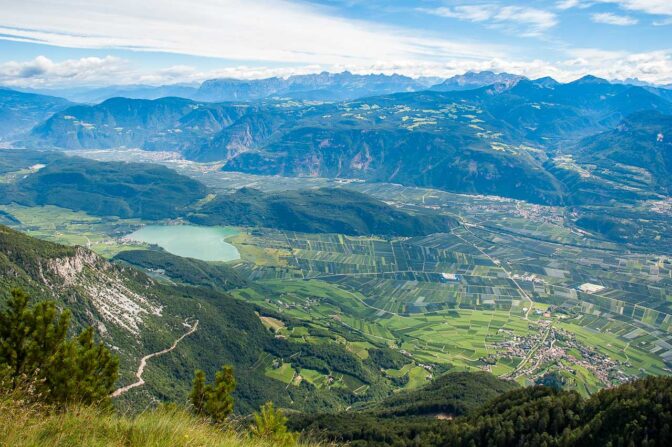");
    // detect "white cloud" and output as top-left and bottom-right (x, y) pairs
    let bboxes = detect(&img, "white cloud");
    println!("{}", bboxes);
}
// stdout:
(0, 56), (129, 87)
(562, 0), (672, 17)
(556, 0), (587, 10)
(3, 47), (672, 89)
(591, 12), (639, 24)
(561, 48), (672, 84)
(420, 4), (558, 36)
(598, 0), (672, 16)
(0, 0), (503, 67)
